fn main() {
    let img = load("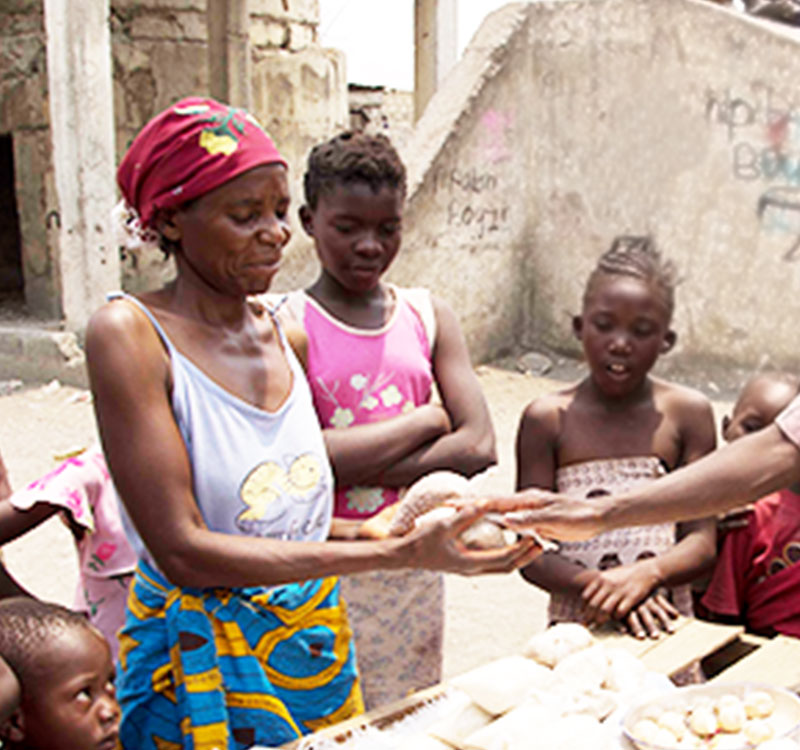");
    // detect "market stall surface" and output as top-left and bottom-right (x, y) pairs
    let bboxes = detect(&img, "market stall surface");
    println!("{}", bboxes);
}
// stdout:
(277, 618), (800, 750)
